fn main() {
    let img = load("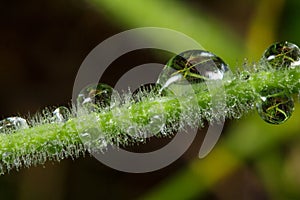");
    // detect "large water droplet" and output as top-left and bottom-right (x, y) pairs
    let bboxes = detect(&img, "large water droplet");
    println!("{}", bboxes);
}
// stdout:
(77, 83), (113, 111)
(256, 88), (294, 125)
(52, 106), (70, 123)
(157, 50), (229, 88)
(262, 41), (300, 69)
(0, 117), (29, 134)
